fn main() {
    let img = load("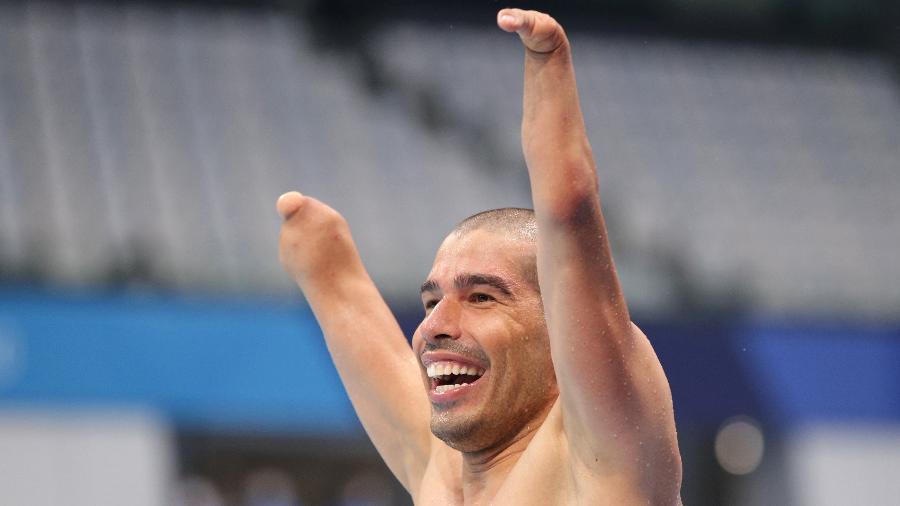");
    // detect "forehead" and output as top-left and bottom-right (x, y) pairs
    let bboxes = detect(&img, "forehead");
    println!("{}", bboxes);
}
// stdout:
(427, 228), (534, 287)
